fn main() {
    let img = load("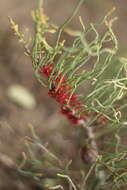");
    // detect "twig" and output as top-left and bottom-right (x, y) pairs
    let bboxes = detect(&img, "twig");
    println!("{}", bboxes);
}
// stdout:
(35, 142), (62, 166)
(49, 185), (64, 190)
(80, 161), (97, 190)
(81, 123), (107, 188)
(57, 173), (77, 190)
(56, 0), (86, 46)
